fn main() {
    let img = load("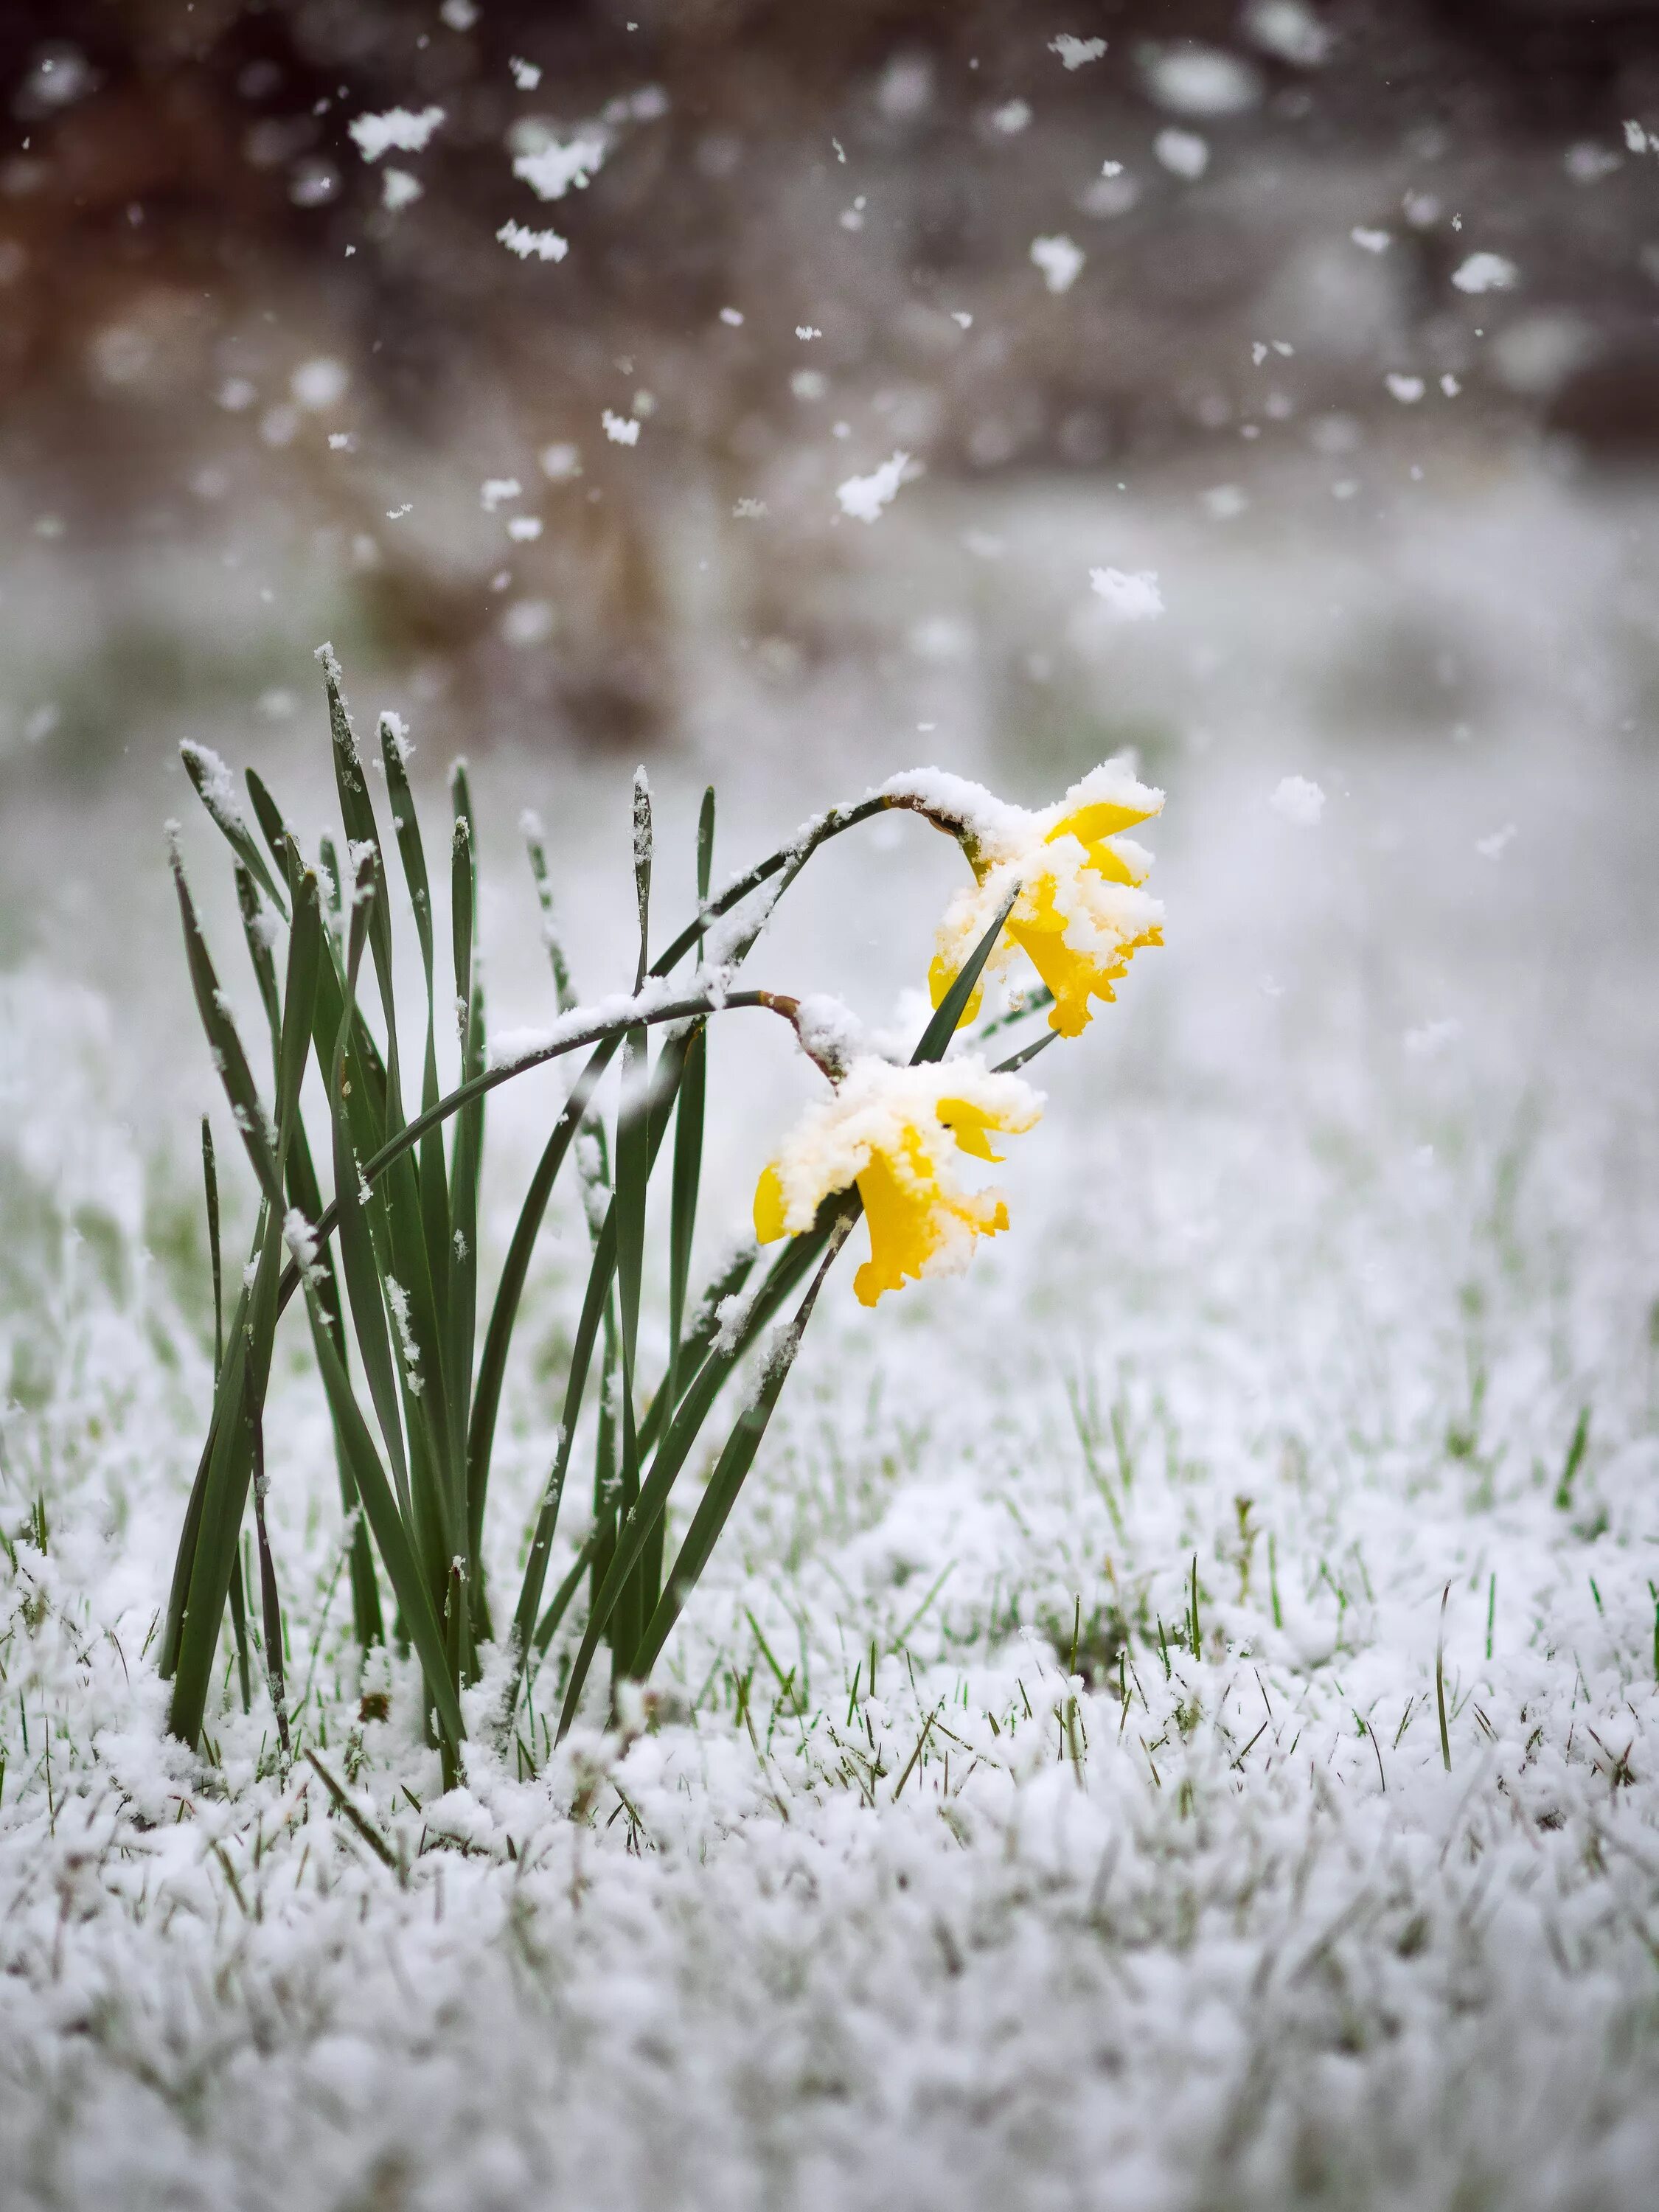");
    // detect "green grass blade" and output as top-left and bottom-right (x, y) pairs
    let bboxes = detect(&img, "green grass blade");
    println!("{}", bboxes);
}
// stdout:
(524, 816), (578, 1012)
(170, 844), (281, 1208)
(631, 768), (652, 989)
(180, 740), (288, 914)
(304, 1284), (465, 1748)
(665, 1023), (705, 1408)
(202, 1116), (223, 1380)
(327, 859), (411, 1514)
(234, 863), (282, 1065)
(285, 1115), (384, 1650)
(465, 1035), (619, 1562)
